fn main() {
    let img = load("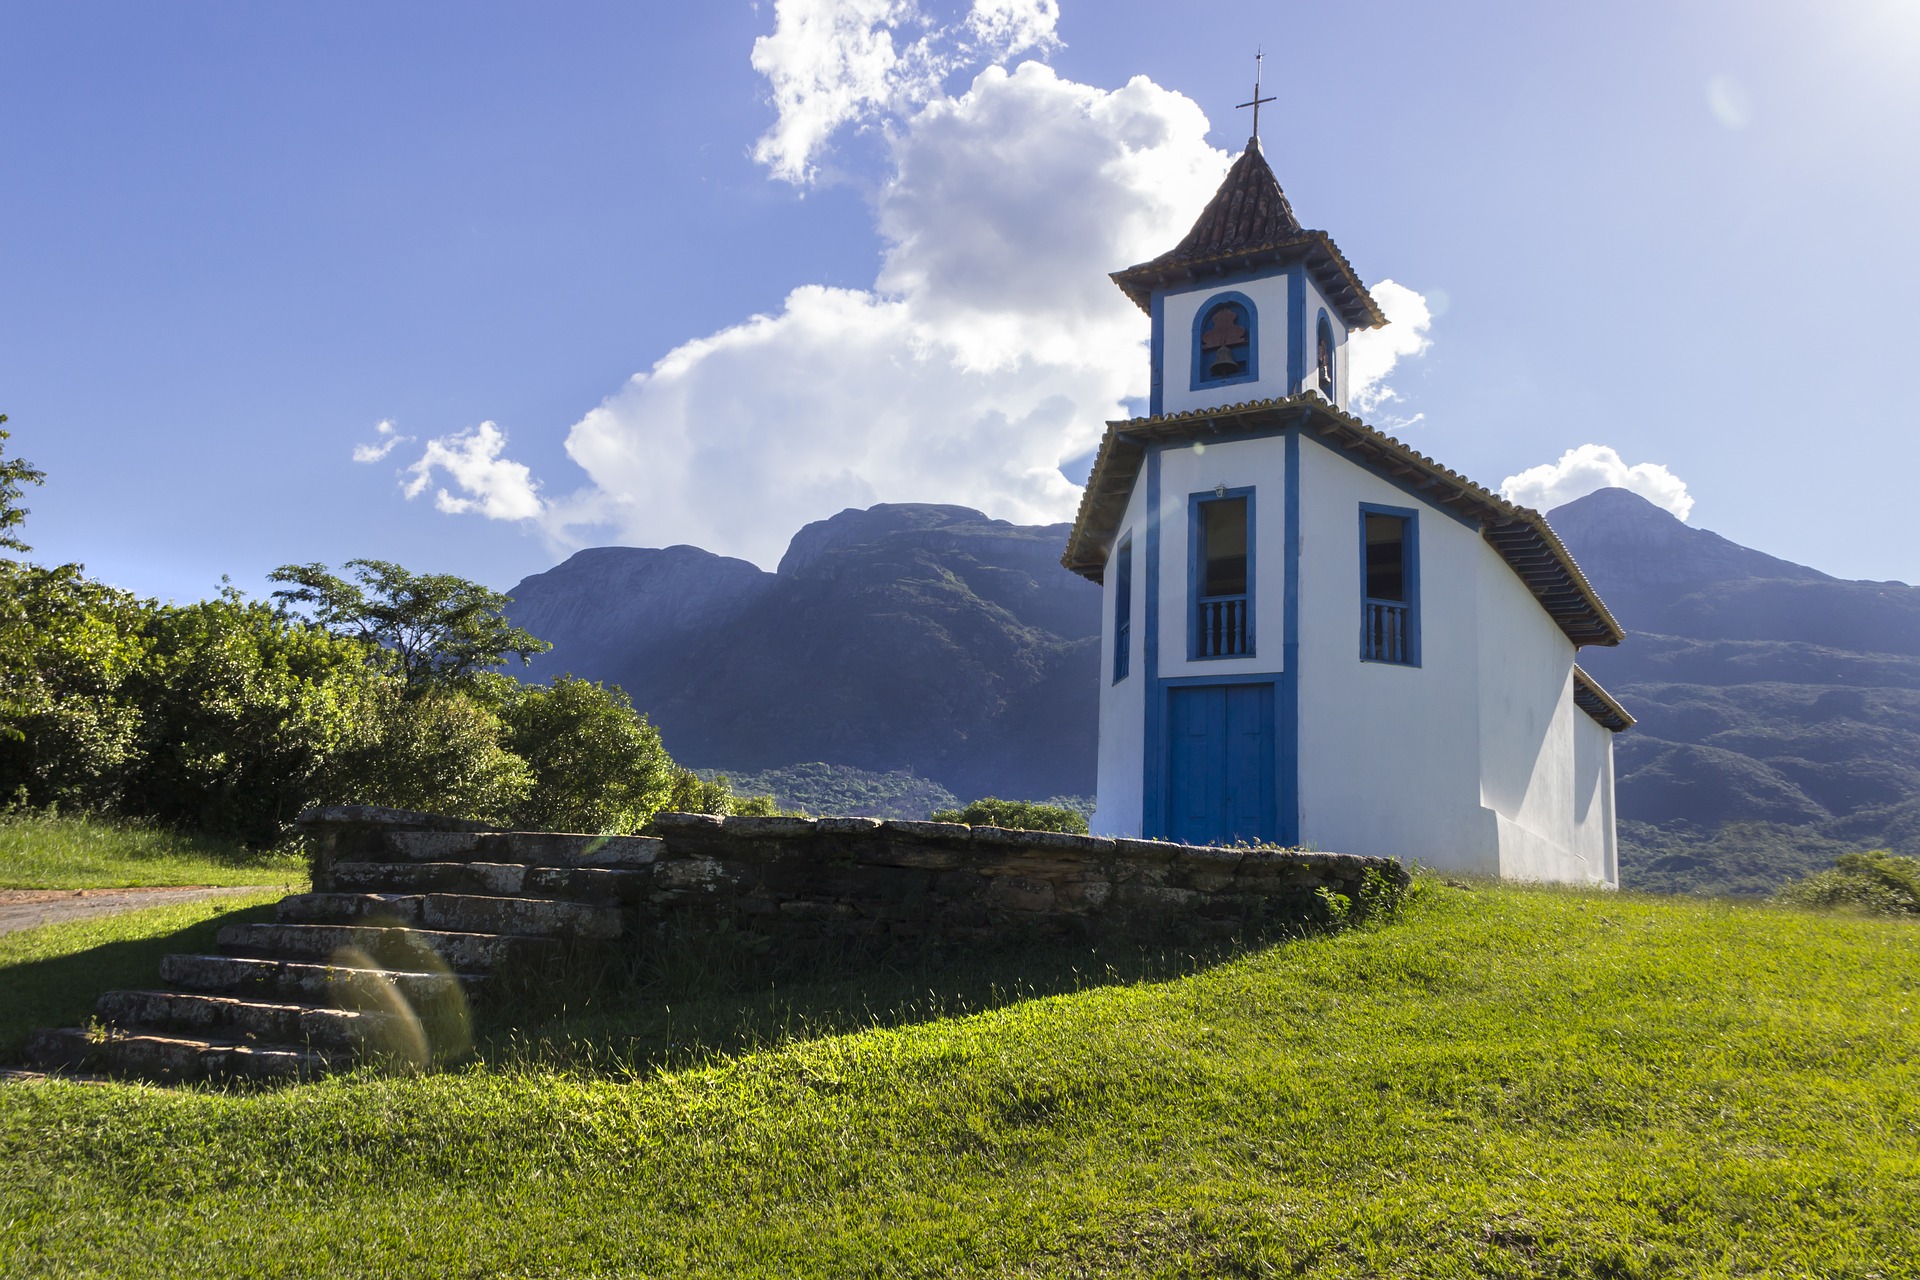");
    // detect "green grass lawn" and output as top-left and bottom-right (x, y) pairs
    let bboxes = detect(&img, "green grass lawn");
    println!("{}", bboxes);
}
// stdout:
(0, 893), (287, 1058)
(1, 881), (1916, 1277)
(0, 814), (307, 890)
